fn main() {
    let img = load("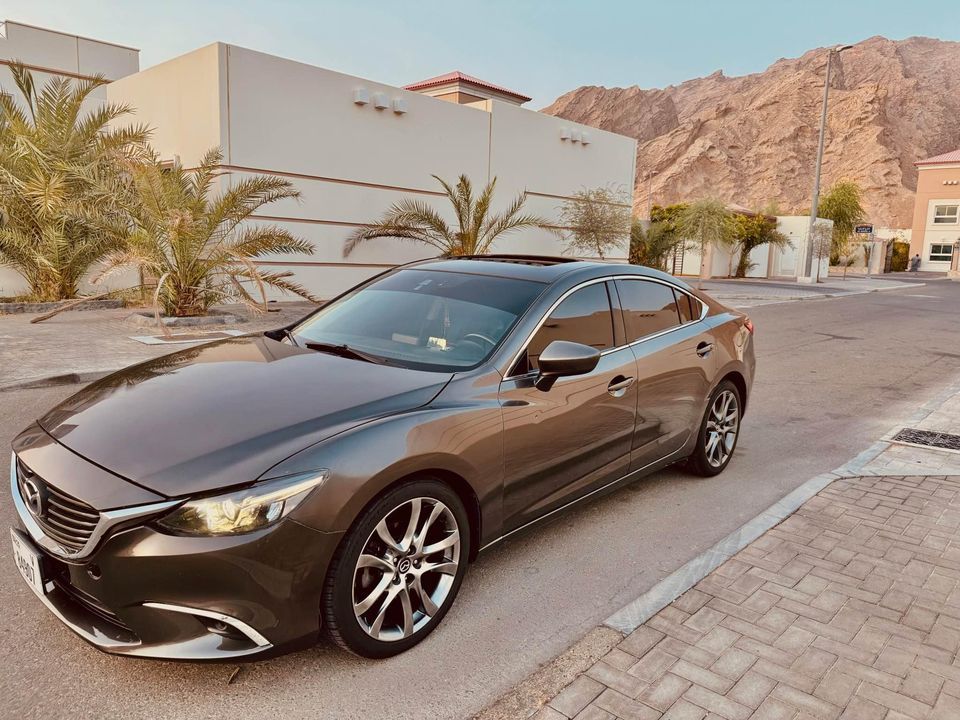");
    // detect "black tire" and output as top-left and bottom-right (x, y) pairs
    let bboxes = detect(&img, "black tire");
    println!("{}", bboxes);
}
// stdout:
(685, 380), (742, 477)
(321, 479), (470, 658)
